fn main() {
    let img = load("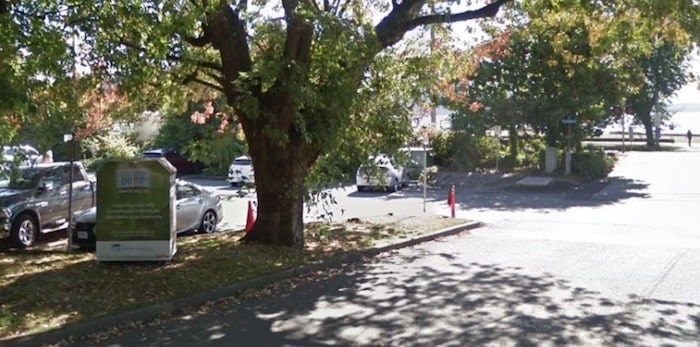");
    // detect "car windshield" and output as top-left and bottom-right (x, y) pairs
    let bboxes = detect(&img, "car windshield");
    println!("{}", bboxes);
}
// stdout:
(0, 171), (8, 188)
(143, 152), (163, 158)
(5, 167), (44, 189)
(233, 158), (252, 165)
